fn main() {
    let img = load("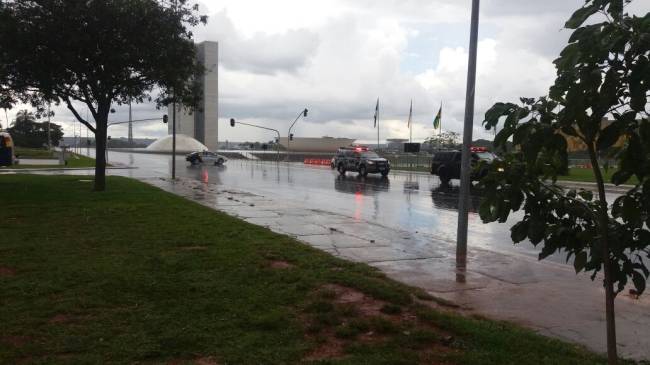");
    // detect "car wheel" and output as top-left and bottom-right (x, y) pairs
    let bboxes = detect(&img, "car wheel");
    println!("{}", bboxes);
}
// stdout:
(337, 163), (346, 175)
(381, 170), (389, 177)
(359, 165), (368, 177)
(217, 158), (224, 165)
